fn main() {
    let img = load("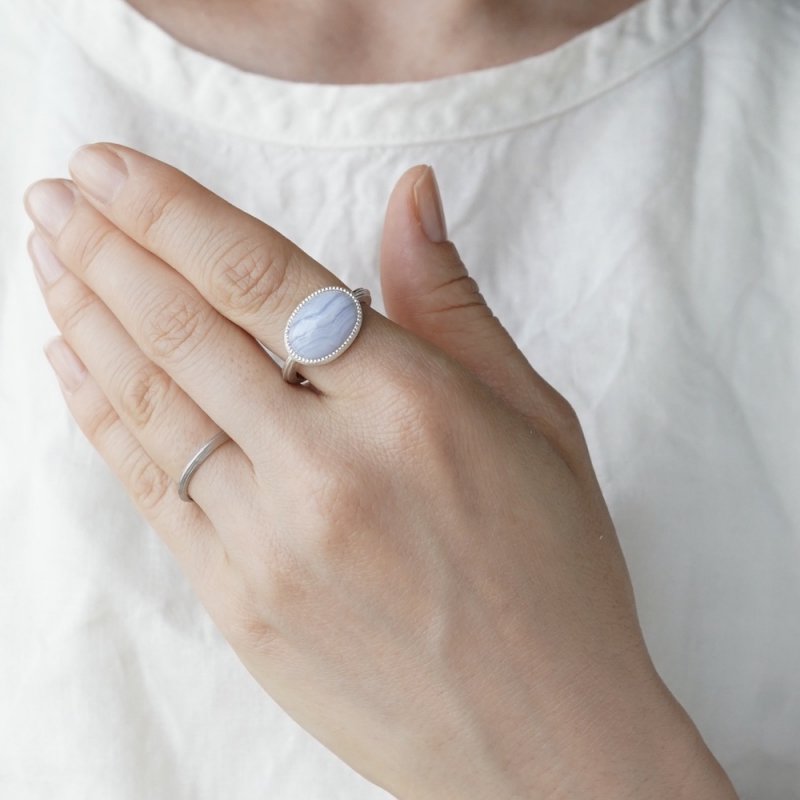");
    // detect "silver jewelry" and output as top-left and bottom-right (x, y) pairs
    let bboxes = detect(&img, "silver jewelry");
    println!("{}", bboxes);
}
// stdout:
(282, 286), (371, 384)
(177, 430), (230, 502)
